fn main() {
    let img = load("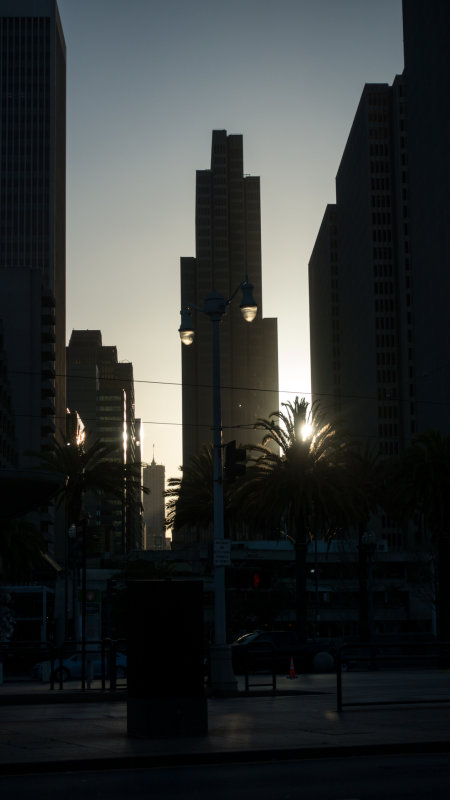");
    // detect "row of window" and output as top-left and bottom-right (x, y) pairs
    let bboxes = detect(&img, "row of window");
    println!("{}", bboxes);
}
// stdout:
(378, 387), (397, 400)
(379, 440), (399, 456)
(379, 422), (399, 437)
(369, 143), (390, 156)
(372, 194), (391, 208)
(376, 350), (397, 365)
(371, 178), (390, 191)
(375, 298), (395, 313)
(368, 124), (389, 137)
(377, 369), (397, 384)
(375, 315), (395, 328)
(373, 247), (393, 261)
(372, 212), (391, 225)
(374, 281), (394, 295)
(378, 405), (398, 419)
(372, 229), (392, 242)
